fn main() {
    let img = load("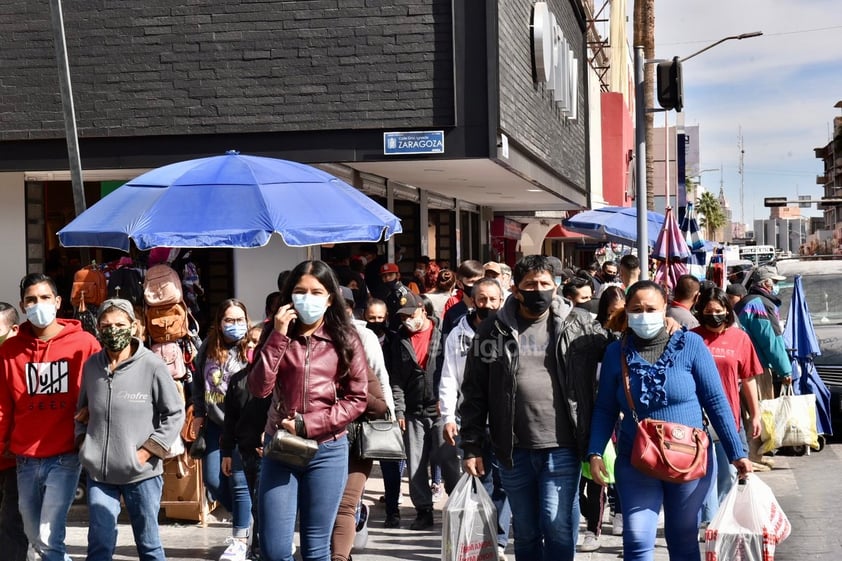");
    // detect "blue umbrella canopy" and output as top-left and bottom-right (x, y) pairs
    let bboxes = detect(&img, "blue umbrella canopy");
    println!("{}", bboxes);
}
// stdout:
(562, 206), (665, 247)
(784, 275), (833, 435)
(58, 152), (402, 251)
